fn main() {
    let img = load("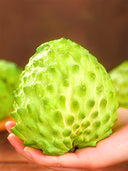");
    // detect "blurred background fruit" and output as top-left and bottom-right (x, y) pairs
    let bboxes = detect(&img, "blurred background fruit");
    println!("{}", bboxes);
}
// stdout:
(0, 60), (21, 131)
(110, 61), (128, 109)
